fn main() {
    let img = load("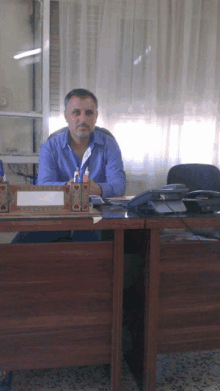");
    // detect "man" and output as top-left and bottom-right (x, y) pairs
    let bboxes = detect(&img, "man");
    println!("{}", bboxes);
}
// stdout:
(11, 88), (126, 243)
(37, 88), (126, 197)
